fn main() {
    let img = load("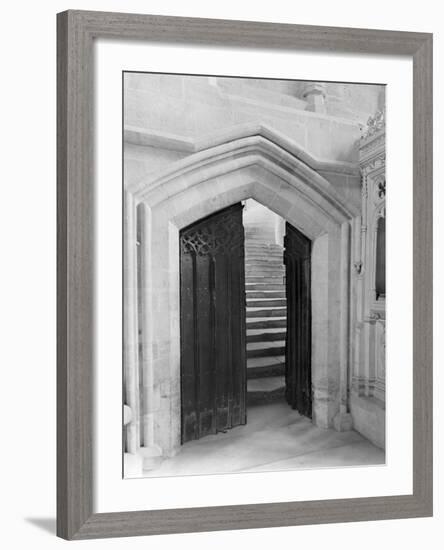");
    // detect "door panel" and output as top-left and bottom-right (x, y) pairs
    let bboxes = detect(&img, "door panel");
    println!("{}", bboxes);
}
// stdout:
(180, 204), (246, 443)
(284, 223), (312, 418)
